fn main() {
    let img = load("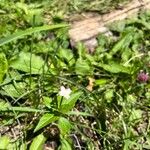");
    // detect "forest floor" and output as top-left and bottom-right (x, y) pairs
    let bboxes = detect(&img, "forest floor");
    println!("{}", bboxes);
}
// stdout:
(0, 0), (150, 150)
